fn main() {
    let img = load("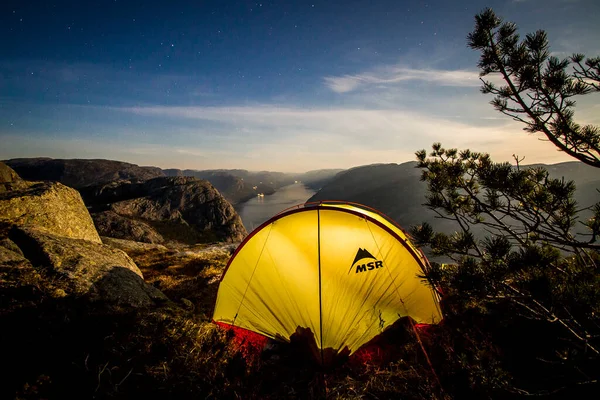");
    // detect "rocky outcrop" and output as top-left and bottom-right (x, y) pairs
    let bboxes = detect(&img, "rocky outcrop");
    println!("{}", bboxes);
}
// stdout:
(0, 180), (101, 243)
(163, 168), (184, 177)
(162, 169), (291, 205)
(100, 236), (168, 253)
(8, 226), (167, 307)
(4, 158), (165, 189)
(93, 211), (165, 244)
(0, 162), (27, 193)
(0, 166), (168, 308)
(78, 179), (141, 206)
(86, 177), (247, 244)
(0, 244), (40, 299)
(110, 177), (247, 242)
(2, 159), (246, 245)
